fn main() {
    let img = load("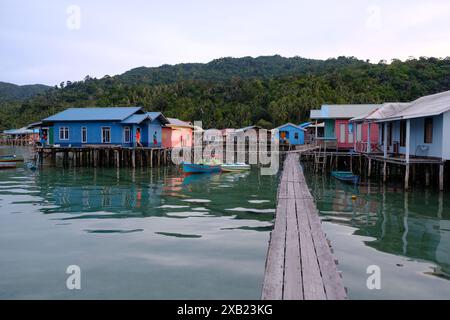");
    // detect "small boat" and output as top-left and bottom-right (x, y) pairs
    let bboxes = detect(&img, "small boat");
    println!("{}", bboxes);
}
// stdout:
(331, 171), (360, 184)
(220, 163), (251, 172)
(182, 162), (222, 174)
(0, 155), (24, 162)
(0, 162), (17, 169)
